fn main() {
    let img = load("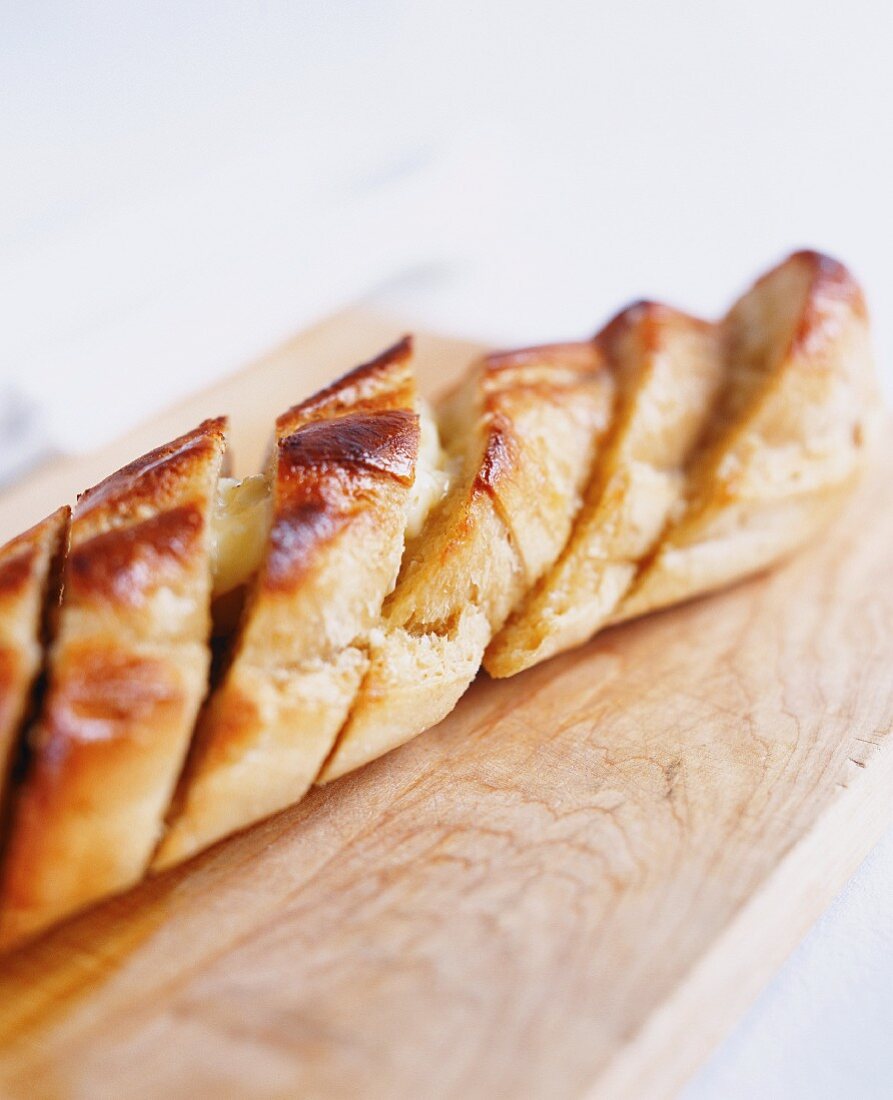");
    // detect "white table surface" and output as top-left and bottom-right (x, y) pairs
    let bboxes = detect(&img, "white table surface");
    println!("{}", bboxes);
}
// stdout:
(3, 3), (892, 1095)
